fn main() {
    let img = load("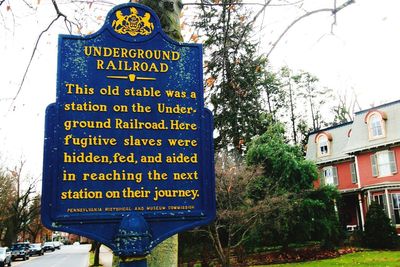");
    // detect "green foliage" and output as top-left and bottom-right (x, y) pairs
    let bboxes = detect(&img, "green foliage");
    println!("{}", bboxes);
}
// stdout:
(246, 123), (318, 198)
(195, 1), (271, 153)
(182, 1), (347, 264)
(244, 193), (298, 249)
(244, 127), (342, 249)
(296, 186), (344, 248)
(178, 230), (215, 265)
(245, 186), (343, 249)
(262, 72), (284, 117)
(363, 201), (398, 249)
(259, 250), (400, 267)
